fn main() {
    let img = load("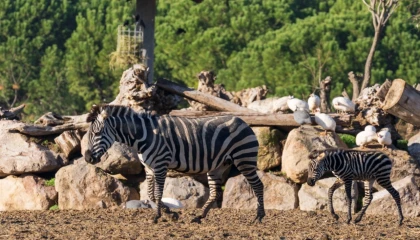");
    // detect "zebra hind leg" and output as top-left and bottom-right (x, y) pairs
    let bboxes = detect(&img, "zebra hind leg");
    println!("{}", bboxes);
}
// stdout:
(377, 178), (404, 226)
(354, 180), (374, 224)
(328, 179), (343, 220)
(234, 158), (265, 223)
(191, 166), (228, 224)
(344, 180), (353, 224)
